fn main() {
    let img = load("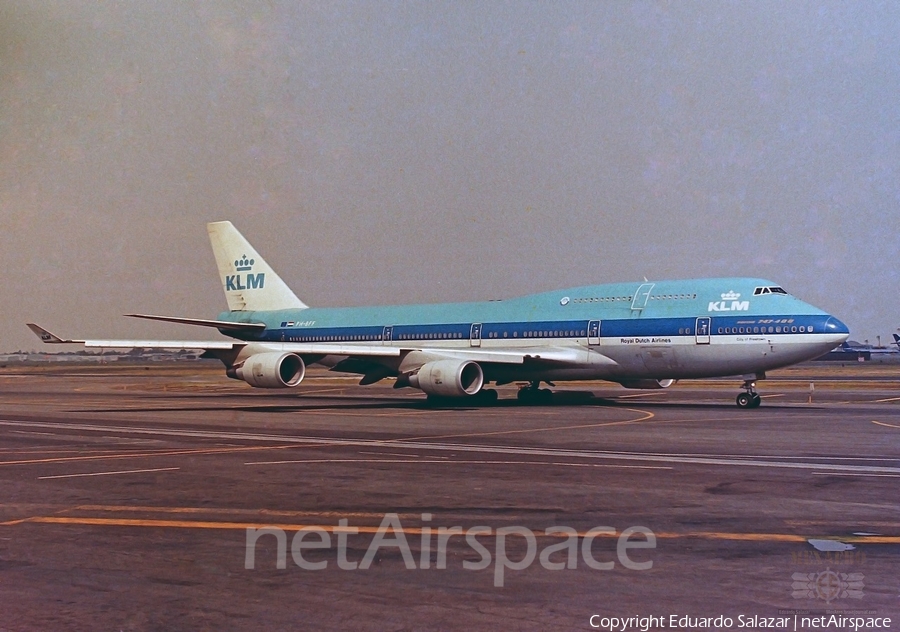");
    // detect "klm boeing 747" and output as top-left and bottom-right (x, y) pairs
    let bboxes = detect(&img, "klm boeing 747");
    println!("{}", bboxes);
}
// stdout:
(28, 221), (849, 408)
